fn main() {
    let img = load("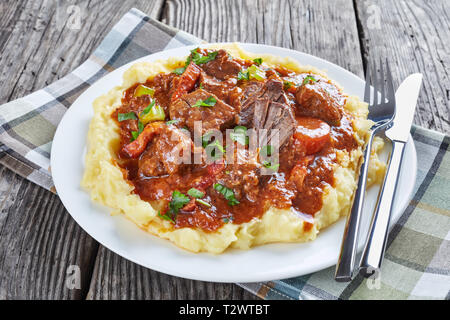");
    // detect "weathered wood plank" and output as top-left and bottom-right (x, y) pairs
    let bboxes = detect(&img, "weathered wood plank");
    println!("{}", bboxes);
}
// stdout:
(86, 0), (364, 300)
(0, 165), (99, 299)
(163, 0), (364, 76)
(87, 246), (257, 300)
(0, 0), (165, 103)
(0, 0), (164, 299)
(355, 0), (450, 134)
